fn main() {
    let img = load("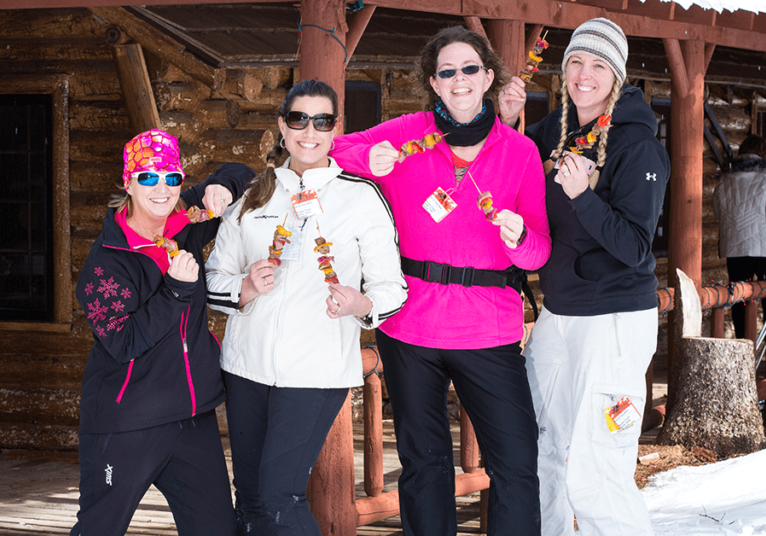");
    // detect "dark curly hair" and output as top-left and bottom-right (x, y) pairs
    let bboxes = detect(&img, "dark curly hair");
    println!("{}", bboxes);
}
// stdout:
(416, 26), (509, 111)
